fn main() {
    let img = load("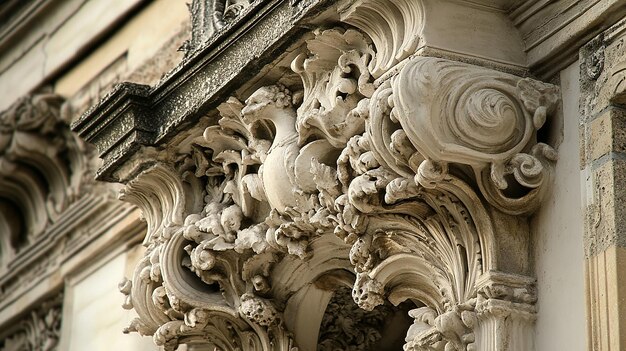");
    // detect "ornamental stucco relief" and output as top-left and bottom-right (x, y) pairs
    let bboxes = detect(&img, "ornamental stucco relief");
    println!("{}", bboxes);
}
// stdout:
(108, 1), (560, 350)
(0, 293), (63, 351)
